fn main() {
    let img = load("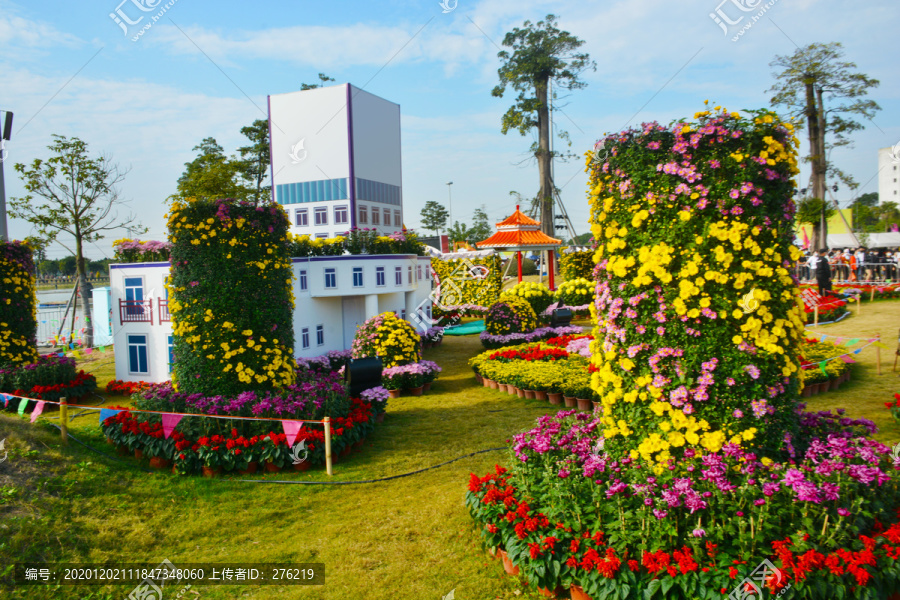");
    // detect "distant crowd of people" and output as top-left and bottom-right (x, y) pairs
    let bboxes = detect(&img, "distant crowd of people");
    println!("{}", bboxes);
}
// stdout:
(797, 248), (900, 291)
